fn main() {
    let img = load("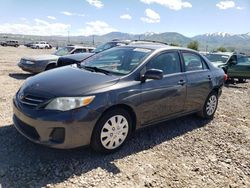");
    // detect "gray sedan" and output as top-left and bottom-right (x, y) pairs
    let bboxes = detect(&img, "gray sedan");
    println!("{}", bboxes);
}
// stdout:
(13, 44), (225, 152)
(18, 46), (95, 73)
